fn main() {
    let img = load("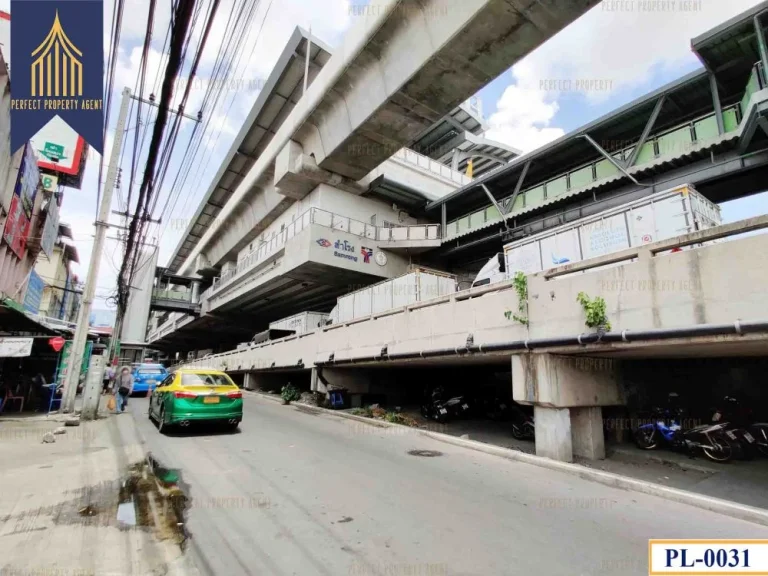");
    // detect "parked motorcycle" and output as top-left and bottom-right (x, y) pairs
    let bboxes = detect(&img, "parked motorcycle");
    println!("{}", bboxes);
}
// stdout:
(634, 404), (735, 463)
(712, 395), (768, 458)
(471, 392), (512, 421)
(420, 386), (470, 423)
(510, 402), (535, 440)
